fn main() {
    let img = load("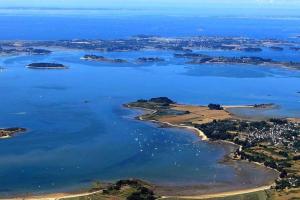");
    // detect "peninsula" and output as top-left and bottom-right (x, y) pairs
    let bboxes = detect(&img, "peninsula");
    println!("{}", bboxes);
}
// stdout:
(0, 47), (51, 55)
(125, 97), (300, 199)
(0, 66), (6, 72)
(81, 54), (127, 63)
